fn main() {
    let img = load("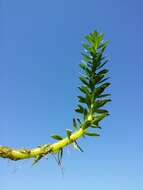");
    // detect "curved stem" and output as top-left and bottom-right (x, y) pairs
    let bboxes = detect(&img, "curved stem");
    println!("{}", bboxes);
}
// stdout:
(0, 123), (87, 161)
(0, 31), (110, 163)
